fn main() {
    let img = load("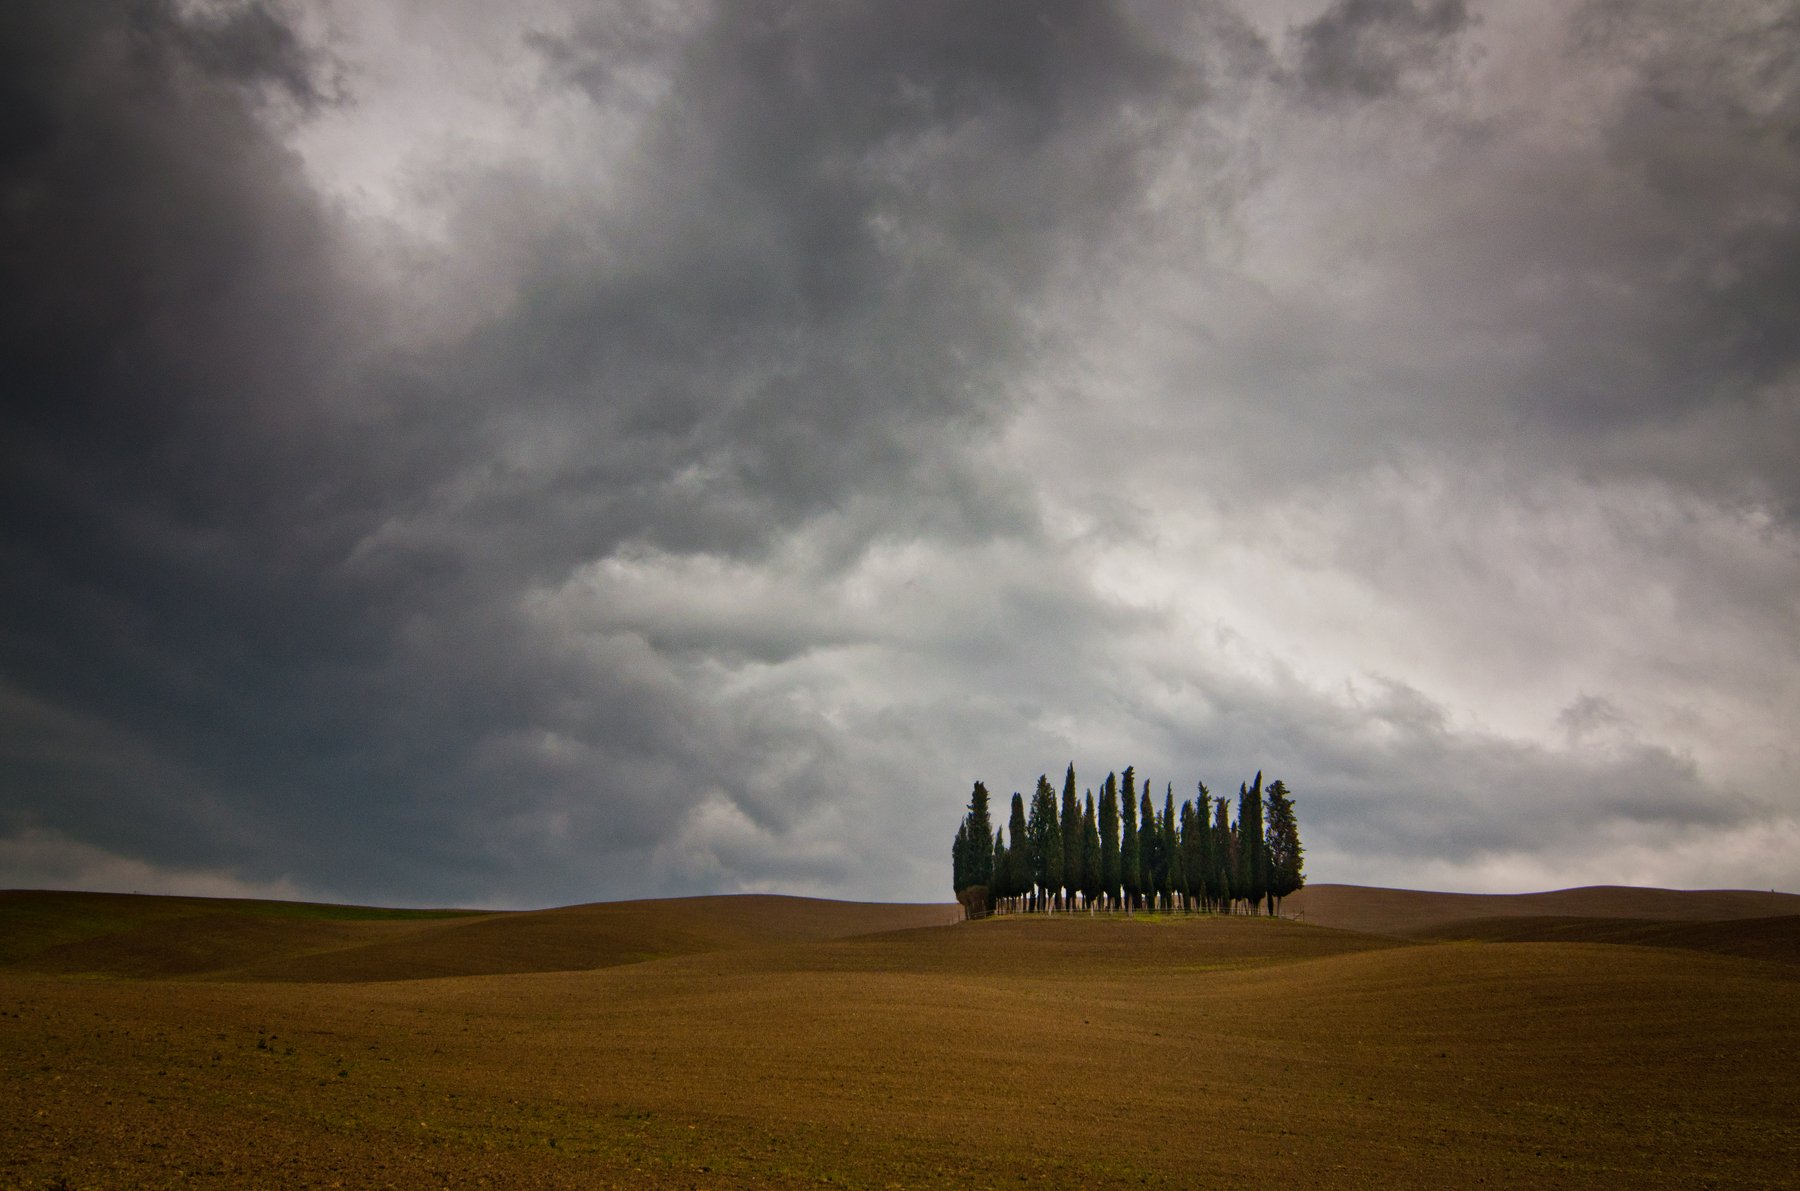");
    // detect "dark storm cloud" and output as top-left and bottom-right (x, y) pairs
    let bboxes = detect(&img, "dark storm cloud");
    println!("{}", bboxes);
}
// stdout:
(172, 0), (338, 109)
(1490, 4), (1800, 495)
(1293, 0), (1470, 100)
(1130, 0), (1800, 529)
(0, 0), (1210, 904)
(458, 0), (1200, 554)
(3, 0), (1796, 905)
(0, 0), (380, 871)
